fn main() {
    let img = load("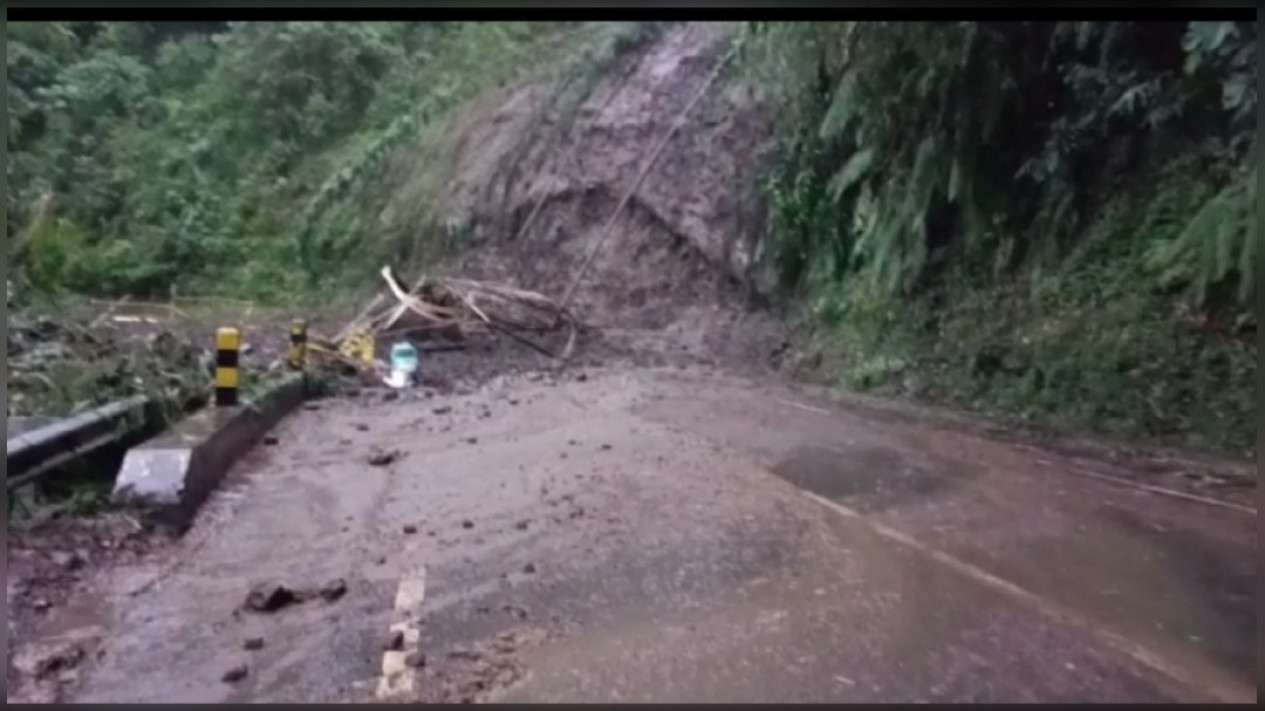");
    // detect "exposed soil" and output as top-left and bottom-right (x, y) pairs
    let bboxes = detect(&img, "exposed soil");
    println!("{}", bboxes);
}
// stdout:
(30, 365), (1255, 703)
(5, 21), (1255, 704)
(6, 513), (171, 703)
(6, 302), (358, 703)
(439, 22), (782, 364)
